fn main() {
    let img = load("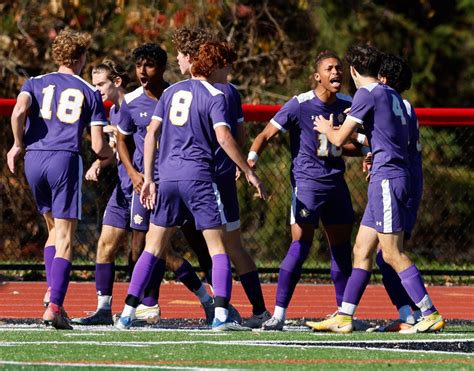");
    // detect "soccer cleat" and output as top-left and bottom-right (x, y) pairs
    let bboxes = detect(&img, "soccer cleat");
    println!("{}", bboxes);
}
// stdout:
(261, 316), (285, 331)
(202, 299), (215, 325)
(114, 315), (133, 330)
(212, 317), (251, 331)
(243, 311), (272, 329)
(135, 304), (160, 324)
(399, 312), (445, 334)
(43, 303), (73, 330)
(305, 314), (353, 333)
(367, 319), (414, 333)
(71, 308), (113, 326)
(43, 287), (51, 307)
(228, 303), (242, 324)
